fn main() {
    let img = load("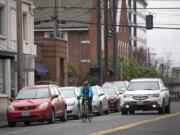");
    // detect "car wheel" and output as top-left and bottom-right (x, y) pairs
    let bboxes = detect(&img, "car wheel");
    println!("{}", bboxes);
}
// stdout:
(165, 101), (171, 113)
(75, 107), (81, 119)
(8, 121), (16, 127)
(97, 103), (103, 116)
(158, 101), (165, 114)
(24, 121), (30, 126)
(116, 102), (121, 112)
(129, 109), (135, 115)
(61, 108), (67, 122)
(48, 109), (56, 124)
(105, 105), (110, 115)
(121, 109), (128, 115)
